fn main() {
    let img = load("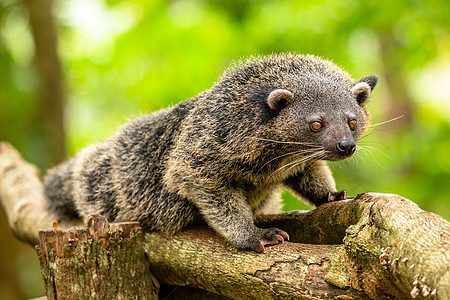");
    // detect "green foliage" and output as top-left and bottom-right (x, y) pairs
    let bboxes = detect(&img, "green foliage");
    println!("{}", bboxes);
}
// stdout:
(1, 0), (449, 220)
(0, 0), (449, 298)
